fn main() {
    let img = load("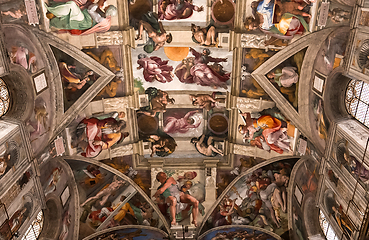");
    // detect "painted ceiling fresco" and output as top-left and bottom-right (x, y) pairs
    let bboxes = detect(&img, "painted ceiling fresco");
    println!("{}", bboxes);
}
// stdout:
(0, 0), (360, 239)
